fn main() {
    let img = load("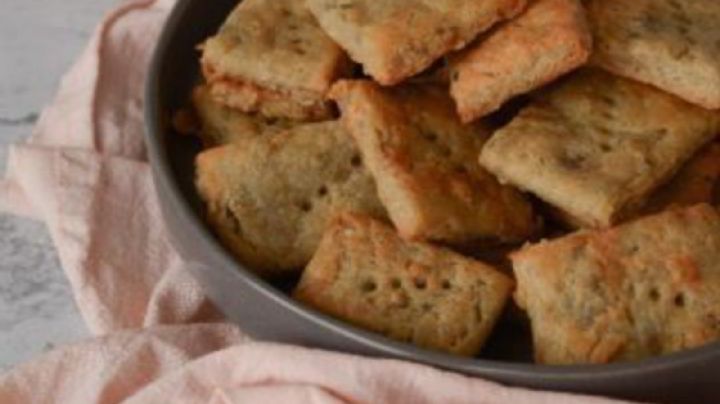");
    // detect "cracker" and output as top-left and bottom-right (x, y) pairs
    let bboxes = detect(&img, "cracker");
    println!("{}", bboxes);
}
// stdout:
(547, 142), (720, 229)
(201, 0), (351, 120)
(587, 0), (720, 109)
(480, 69), (720, 228)
(191, 85), (291, 147)
(450, 0), (592, 123)
(294, 213), (514, 356)
(306, 0), (527, 85)
(331, 80), (537, 244)
(642, 142), (720, 214)
(195, 121), (386, 274)
(512, 204), (720, 364)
